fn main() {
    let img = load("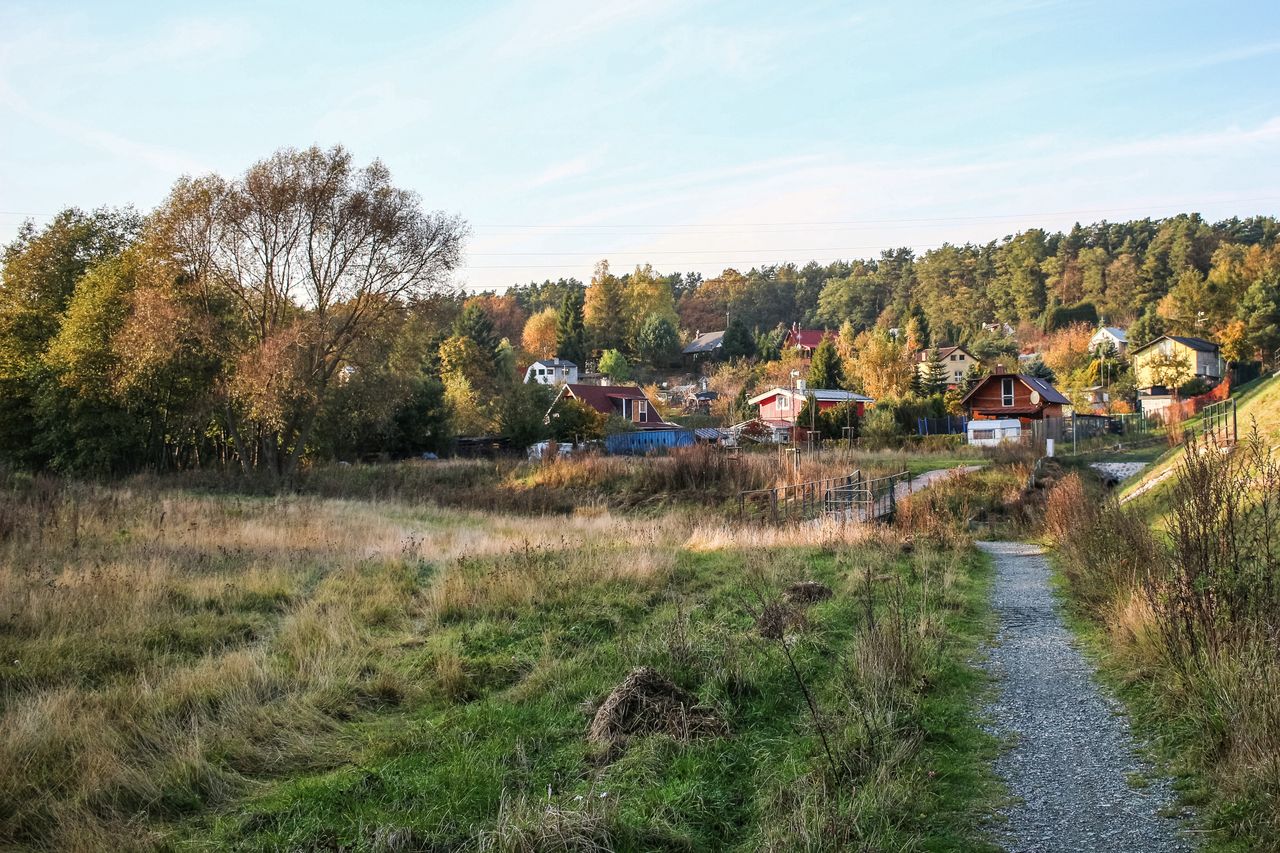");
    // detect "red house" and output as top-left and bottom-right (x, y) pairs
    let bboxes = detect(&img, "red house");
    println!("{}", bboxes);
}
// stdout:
(551, 384), (673, 429)
(961, 371), (1069, 421)
(783, 326), (837, 357)
(748, 386), (873, 426)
